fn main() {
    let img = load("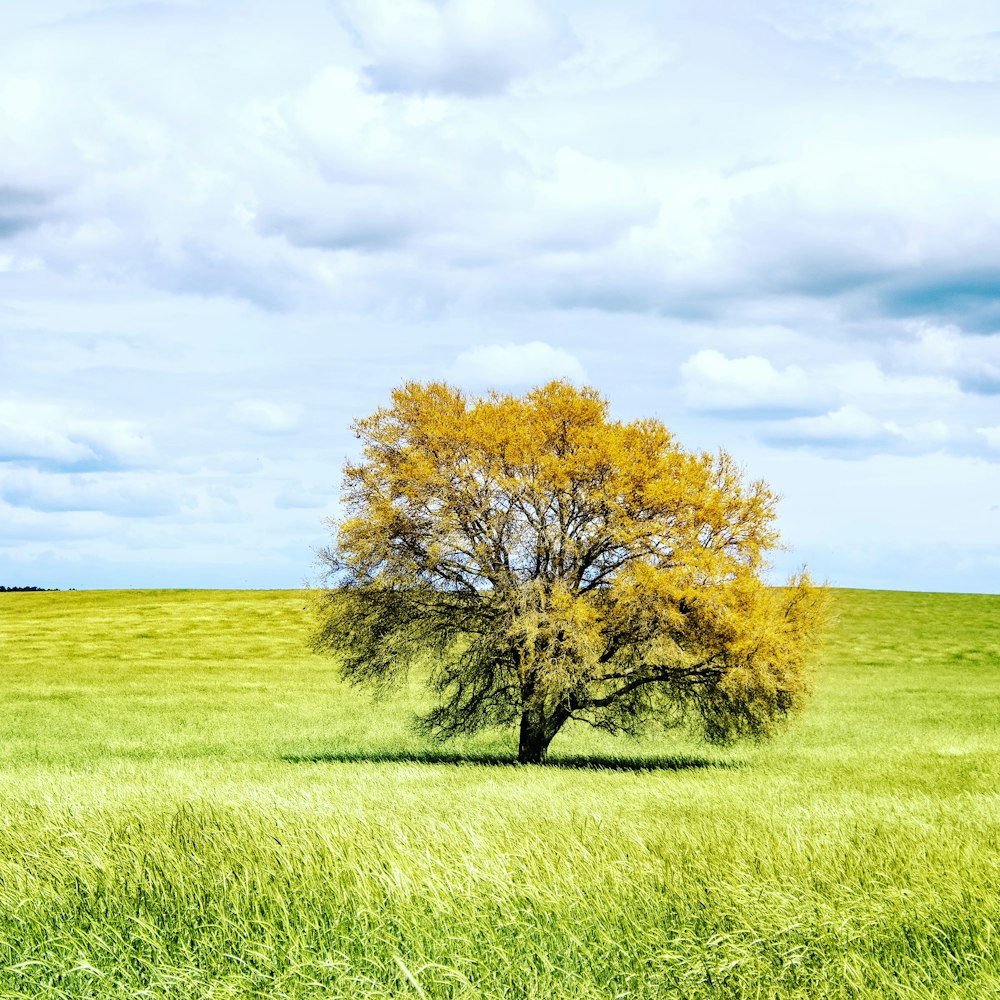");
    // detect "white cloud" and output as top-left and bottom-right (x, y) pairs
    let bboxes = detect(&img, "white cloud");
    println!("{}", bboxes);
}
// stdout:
(884, 418), (951, 447)
(977, 426), (1000, 449)
(527, 148), (655, 250)
(891, 323), (1000, 394)
(0, 73), (44, 124)
(267, 72), (652, 267)
(679, 348), (967, 451)
(764, 404), (951, 452)
(450, 341), (587, 388)
(3, 1), (997, 329)
(342, 0), (571, 95)
(824, 360), (958, 399)
(770, 404), (885, 443)
(0, 400), (153, 467)
(227, 399), (301, 435)
(711, 138), (1000, 308)
(680, 349), (827, 413)
(0, 410), (93, 464)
